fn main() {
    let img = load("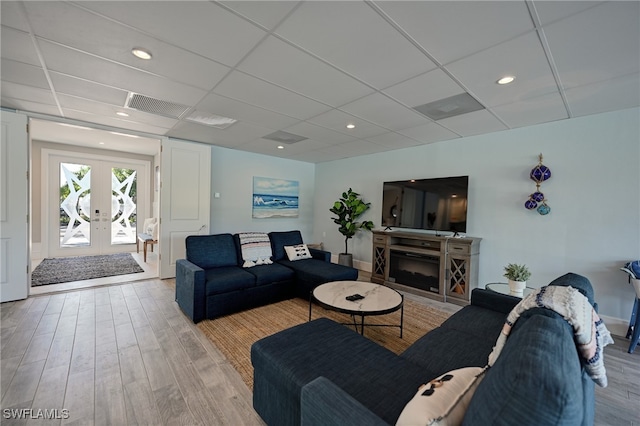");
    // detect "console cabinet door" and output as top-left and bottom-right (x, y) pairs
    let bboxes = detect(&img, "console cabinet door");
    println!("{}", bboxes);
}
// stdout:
(371, 234), (387, 283)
